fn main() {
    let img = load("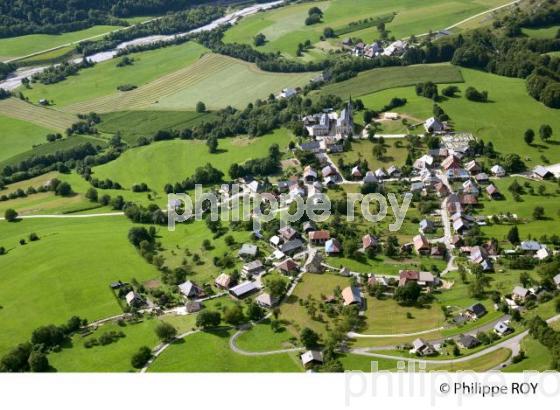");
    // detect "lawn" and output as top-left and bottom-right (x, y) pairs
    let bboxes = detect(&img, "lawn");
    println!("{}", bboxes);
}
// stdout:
(148, 327), (303, 372)
(21, 41), (209, 109)
(98, 110), (217, 145)
(0, 114), (55, 164)
(503, 322), (559, 372)
(320, 63), (464, 98)
(235, 320), (299, 352)
(224, 0), (509, 60)
(0, 25), (122, 61)
(92, 128), (293, 193)
(0, 217), (160, 356)
(325, 255), (448, 275)
(59, 53), (317, 113)
(0, 98), (77, 132)
(333, 138), (410, 171)
(359, 68), (560, 164)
